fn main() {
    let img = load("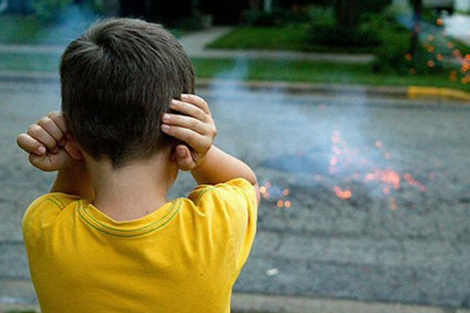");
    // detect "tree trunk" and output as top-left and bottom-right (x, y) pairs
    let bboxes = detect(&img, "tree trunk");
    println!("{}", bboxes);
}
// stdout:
(410, 0), (422, 56)
(335, 0), (359, 29)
